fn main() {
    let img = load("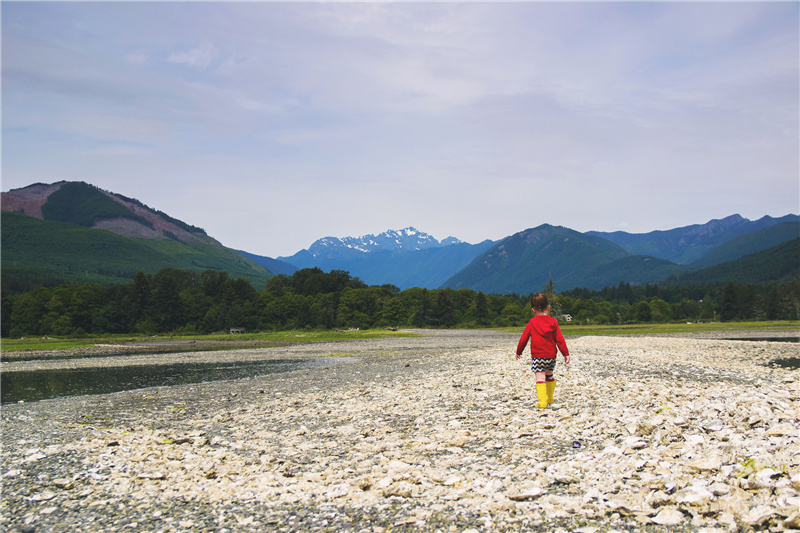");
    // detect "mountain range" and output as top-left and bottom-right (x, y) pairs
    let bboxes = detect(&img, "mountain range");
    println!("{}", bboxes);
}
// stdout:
(252, 215), (798, 292)
(442, 220), (799, 294)
(272, 228), (495, 289)
(2, 181), (798, 294)
(587, 214), (799, 265)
